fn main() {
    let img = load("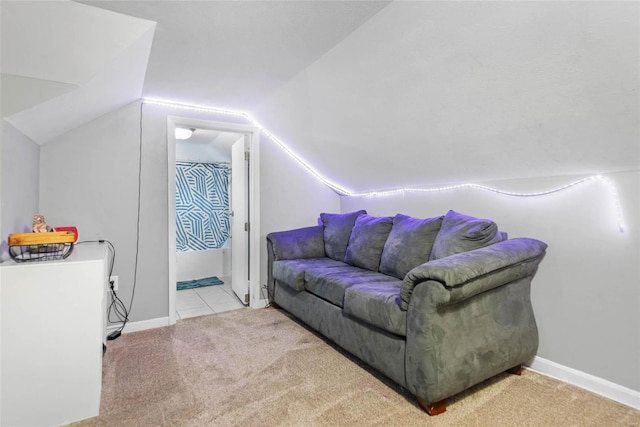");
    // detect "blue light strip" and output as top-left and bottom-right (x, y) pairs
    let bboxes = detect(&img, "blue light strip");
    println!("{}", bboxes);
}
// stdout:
(143, 98), (626, 232)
